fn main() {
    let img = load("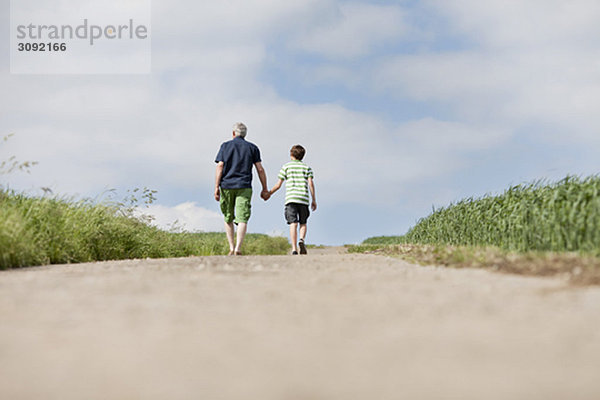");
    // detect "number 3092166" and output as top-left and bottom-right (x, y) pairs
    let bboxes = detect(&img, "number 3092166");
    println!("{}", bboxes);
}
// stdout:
(17, 43), (67, 51)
